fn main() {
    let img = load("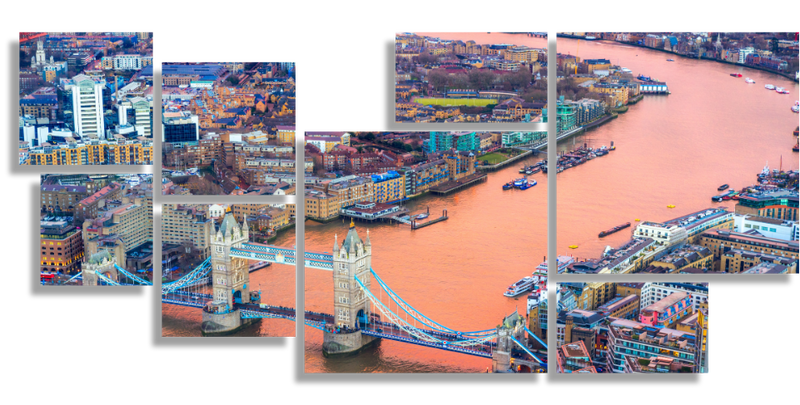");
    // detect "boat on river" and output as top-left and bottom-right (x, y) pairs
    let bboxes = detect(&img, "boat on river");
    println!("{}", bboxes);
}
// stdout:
(598, 222), (631, 238)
